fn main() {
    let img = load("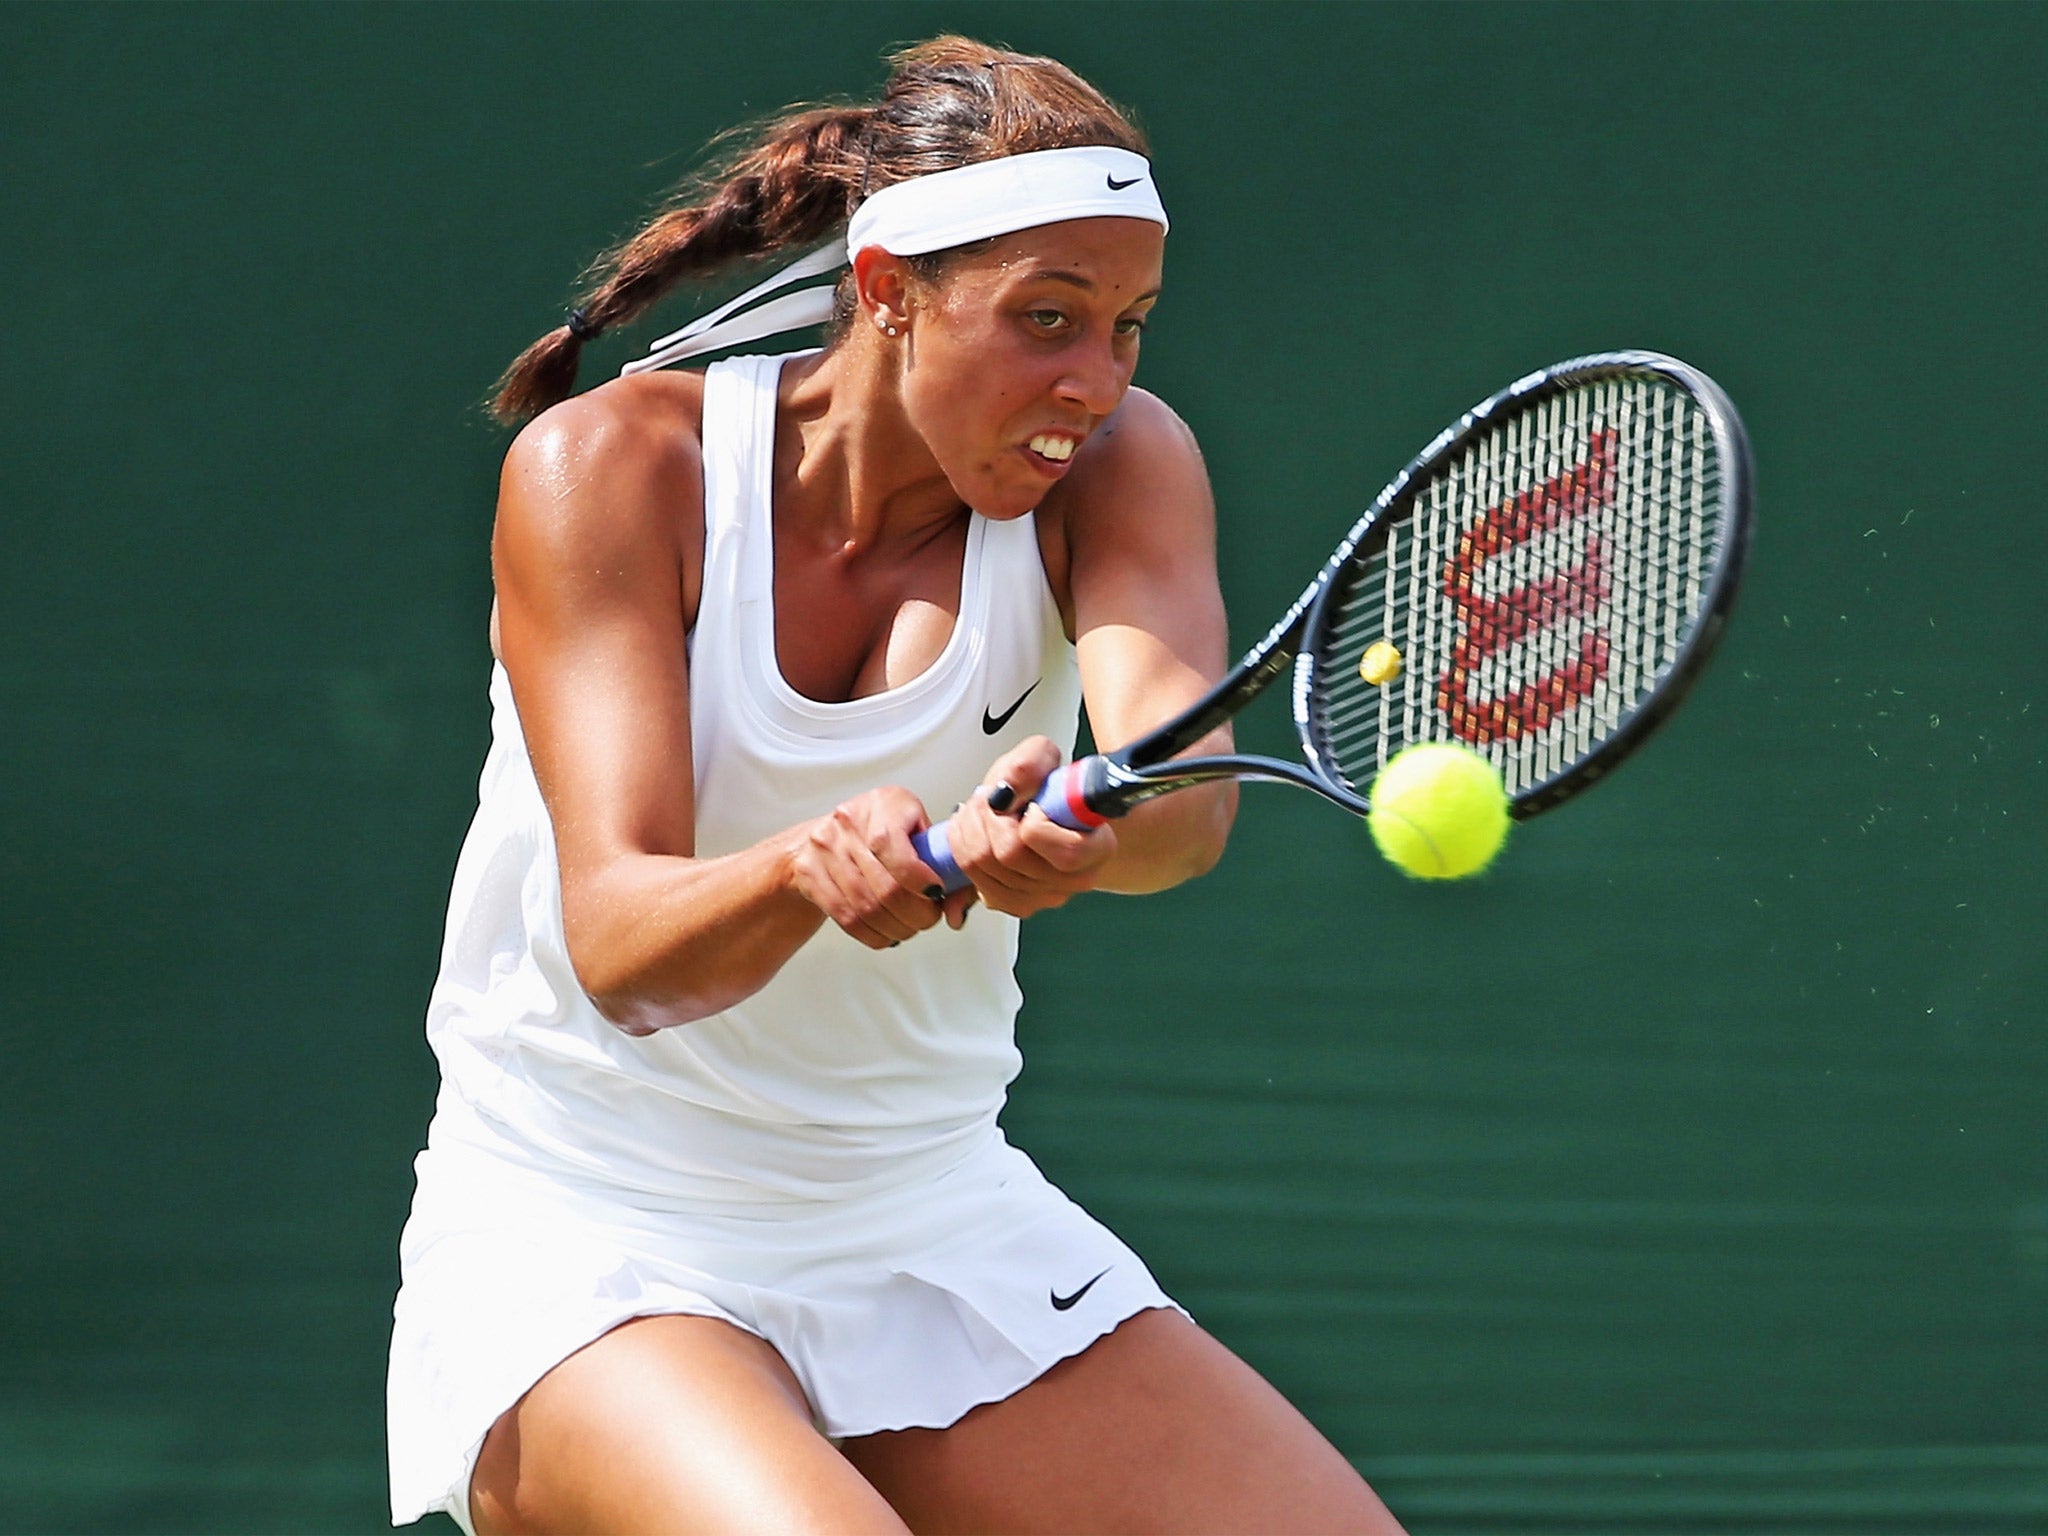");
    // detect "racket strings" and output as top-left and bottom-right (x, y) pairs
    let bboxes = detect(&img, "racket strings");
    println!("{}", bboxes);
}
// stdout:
(1309, 374), (1725, 800)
